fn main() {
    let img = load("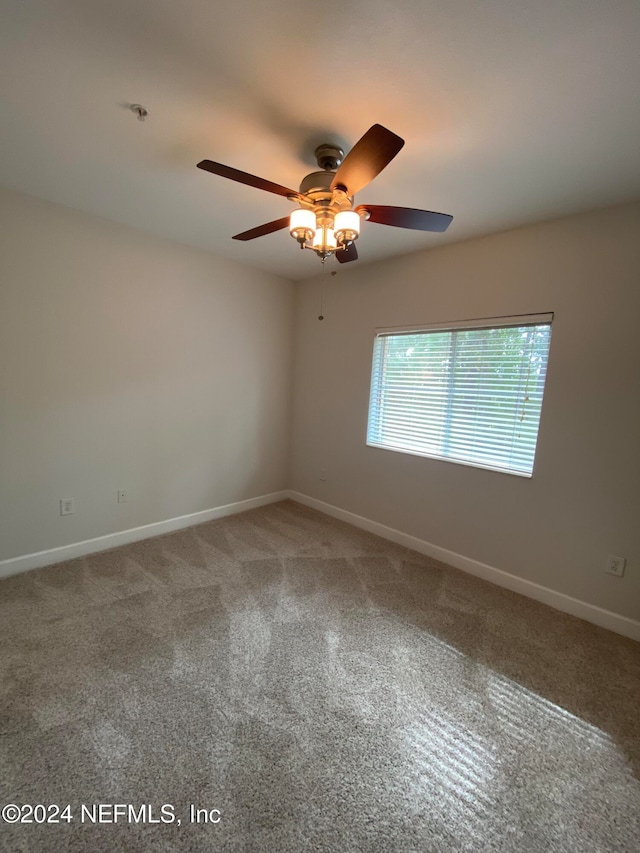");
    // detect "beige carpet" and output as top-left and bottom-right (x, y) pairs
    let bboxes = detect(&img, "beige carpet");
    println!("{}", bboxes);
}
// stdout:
(1, 499), (639, 852)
